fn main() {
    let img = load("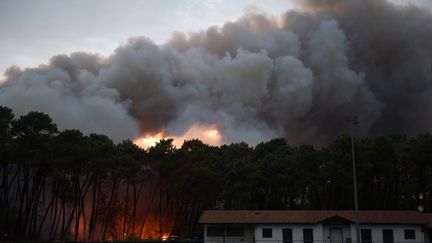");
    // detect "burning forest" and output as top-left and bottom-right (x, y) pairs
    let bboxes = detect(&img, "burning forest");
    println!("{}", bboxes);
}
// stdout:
(0, 107), (203, 240)
(2, 106), (432, 241)
(1, 0), (432, 240)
